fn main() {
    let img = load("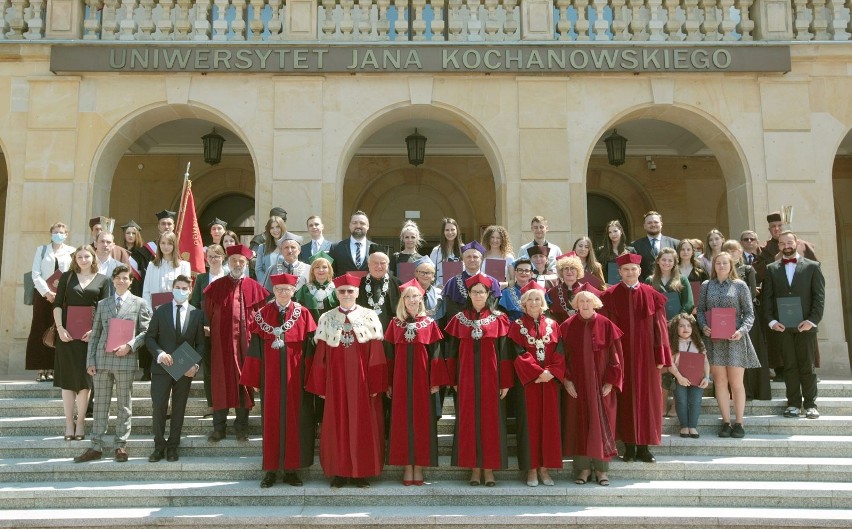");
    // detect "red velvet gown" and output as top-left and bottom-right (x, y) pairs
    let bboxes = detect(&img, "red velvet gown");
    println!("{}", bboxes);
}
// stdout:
(306, 307), (388, 478)
(547, 282), (602, 324)
(444, 308), (512, 470)
(241, 301), (317, 471)
(384, 316), (450, 467)
(560, 312), (624, 460)
(204, 275), (268, 411)
(508, 315), (565, 470)
(599, 283), (672, 446)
